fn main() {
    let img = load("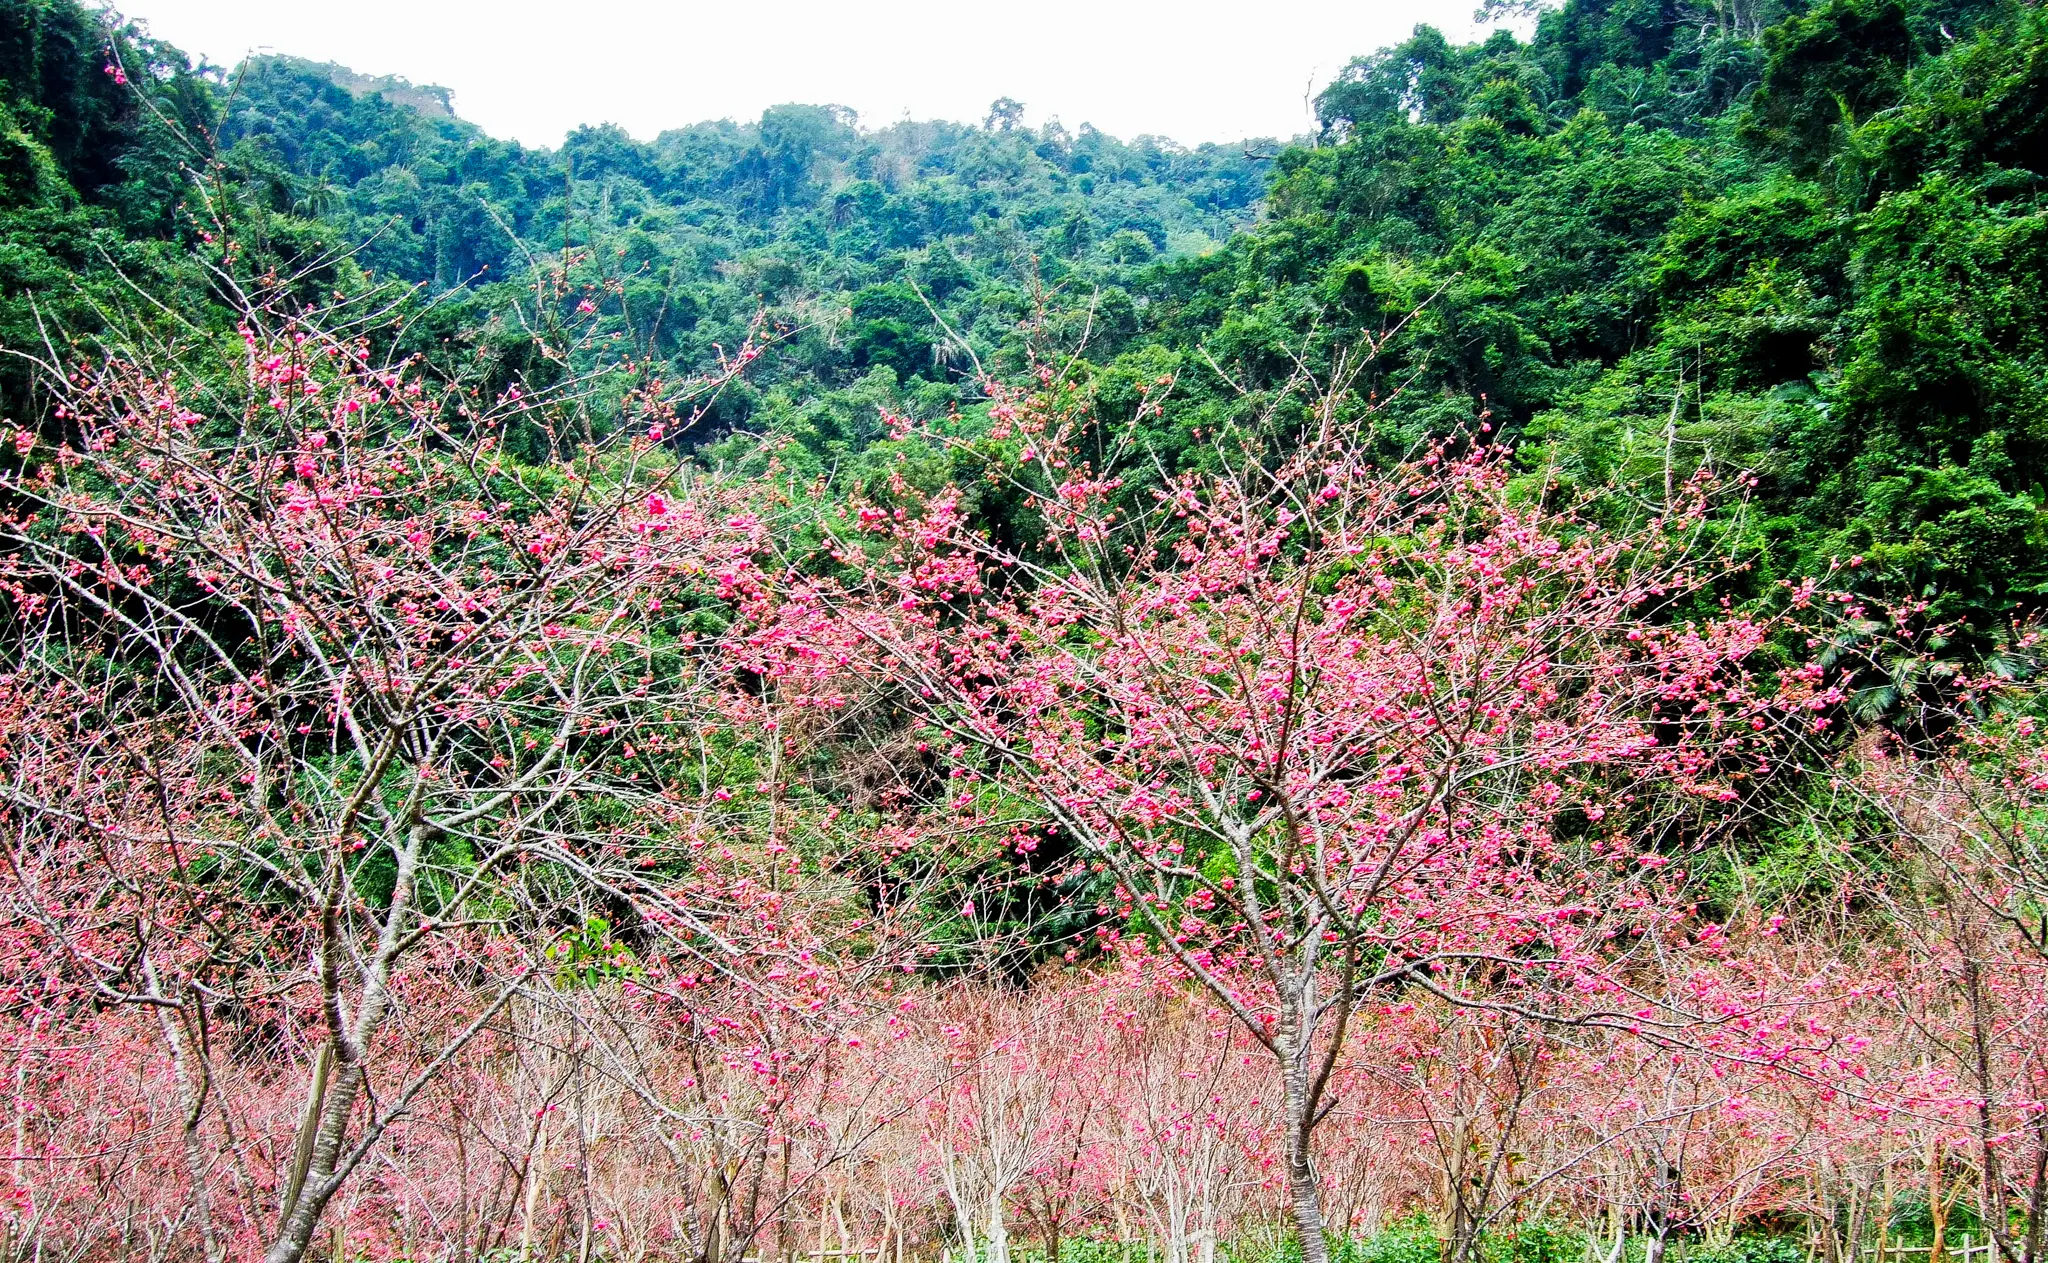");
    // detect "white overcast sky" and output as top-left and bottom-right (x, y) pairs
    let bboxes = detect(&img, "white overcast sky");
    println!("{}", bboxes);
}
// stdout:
(116, 0), (1520, 149)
